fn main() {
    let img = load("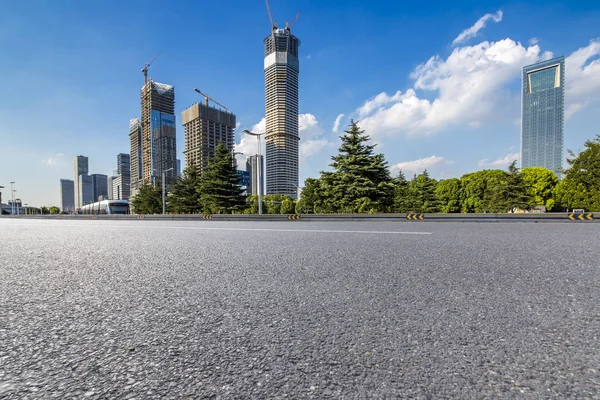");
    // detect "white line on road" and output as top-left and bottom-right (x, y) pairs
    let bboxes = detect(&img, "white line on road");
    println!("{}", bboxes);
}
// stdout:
(0, 222), (431, 235)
